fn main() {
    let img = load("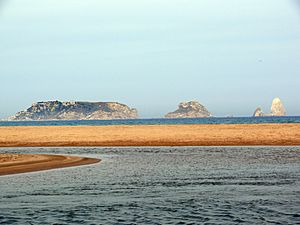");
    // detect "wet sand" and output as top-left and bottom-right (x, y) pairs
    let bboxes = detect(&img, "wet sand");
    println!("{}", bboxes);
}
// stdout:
(0, 154), (100, 176)
(0, 124), (300, 147)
